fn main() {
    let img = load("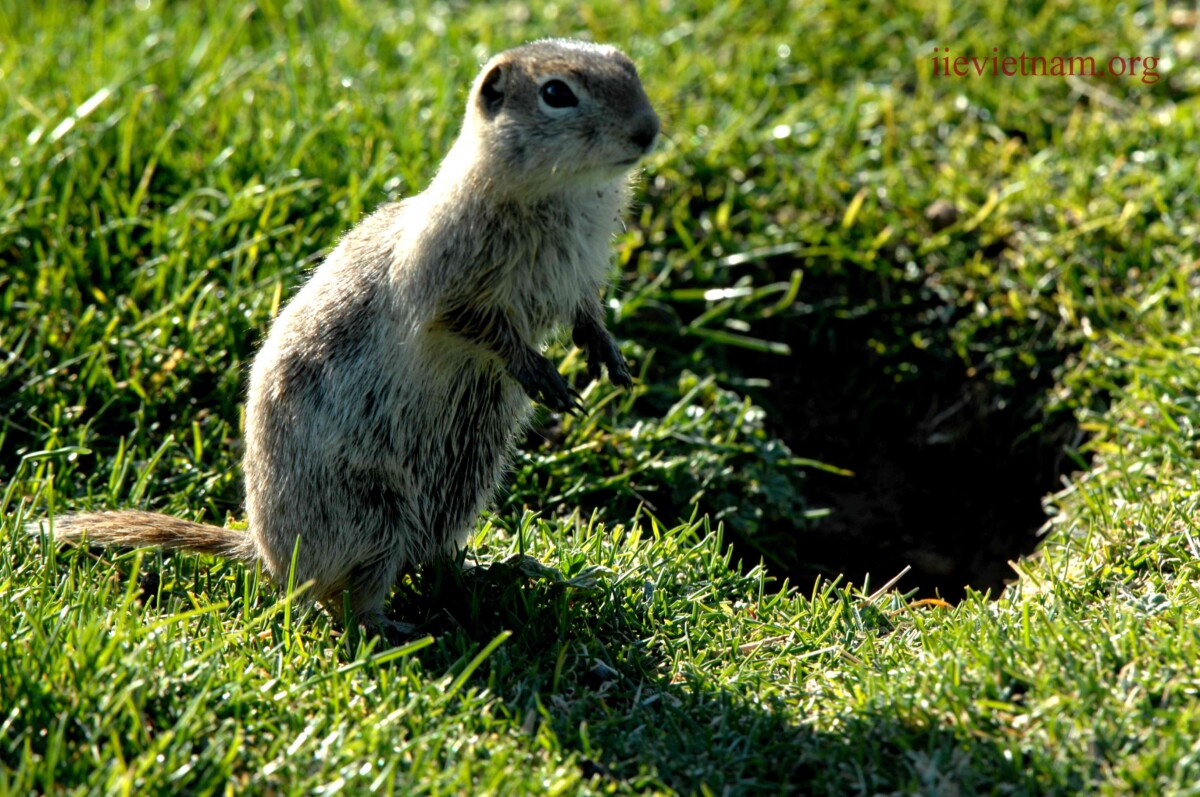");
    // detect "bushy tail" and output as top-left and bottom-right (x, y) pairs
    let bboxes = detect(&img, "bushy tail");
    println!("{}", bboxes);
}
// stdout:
(33, 510), (255, 563)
